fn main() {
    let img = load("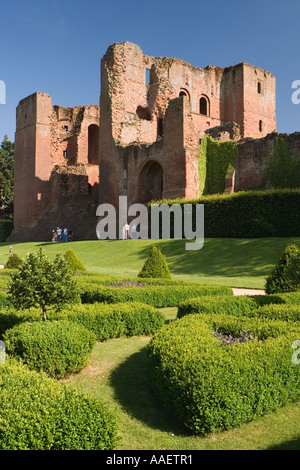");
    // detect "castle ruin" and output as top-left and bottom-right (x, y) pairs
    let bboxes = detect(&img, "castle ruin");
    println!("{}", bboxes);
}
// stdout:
(9, 41), (288, 241)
